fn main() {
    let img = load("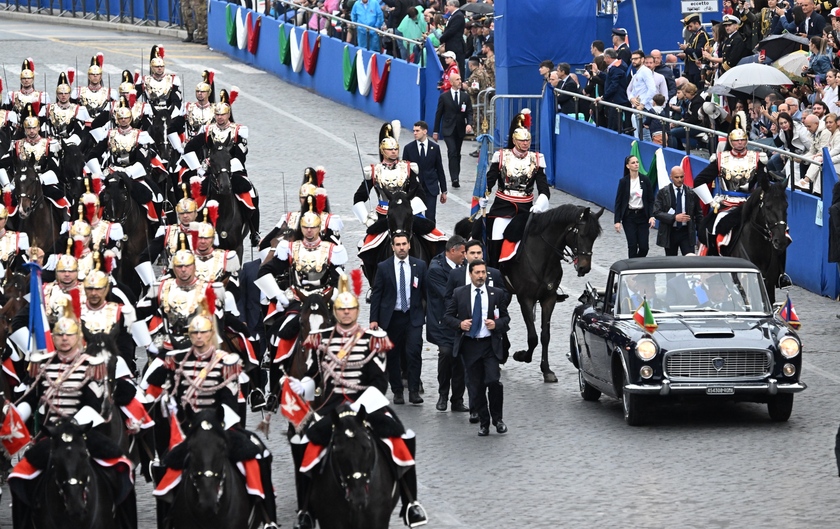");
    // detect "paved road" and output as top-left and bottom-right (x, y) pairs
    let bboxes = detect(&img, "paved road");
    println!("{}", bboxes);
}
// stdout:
(1, 18), (840, 529)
